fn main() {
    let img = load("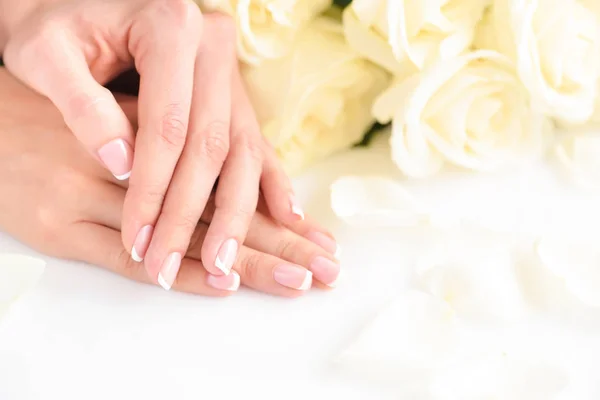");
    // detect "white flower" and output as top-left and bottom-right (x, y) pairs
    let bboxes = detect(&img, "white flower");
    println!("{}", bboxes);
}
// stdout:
(555, 133), (600, 190)
(195, 0), (331, 65)
(0, 254), (45, 322)
(373, 50), (549, 178)
(241, 17), (390, 174)
(536, 230), (600, 308)
(417, 223), (528, 323)
(476, 0), (600, 124)
(343, 0), (488, 74)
